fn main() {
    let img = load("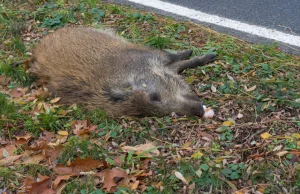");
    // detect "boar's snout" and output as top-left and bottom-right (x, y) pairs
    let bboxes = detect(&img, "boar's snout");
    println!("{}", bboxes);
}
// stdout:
(172, 99), (205, 117)
(185, 101), (205, 117)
